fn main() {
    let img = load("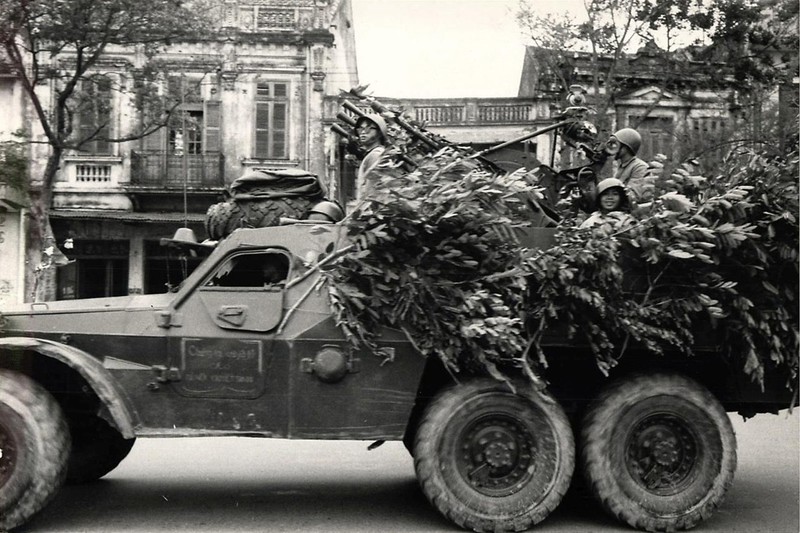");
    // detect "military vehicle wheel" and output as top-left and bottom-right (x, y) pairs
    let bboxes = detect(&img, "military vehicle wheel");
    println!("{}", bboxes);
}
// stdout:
(67, 415), (135, 484)
(413, 379), (574, 532)
(581, 373), (736, 532)
(0, 369), (70, 531)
